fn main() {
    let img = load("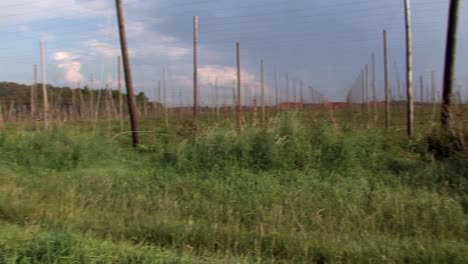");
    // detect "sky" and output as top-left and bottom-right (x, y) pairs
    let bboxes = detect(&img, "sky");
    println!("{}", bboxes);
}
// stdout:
(0, 0), (467, 104)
